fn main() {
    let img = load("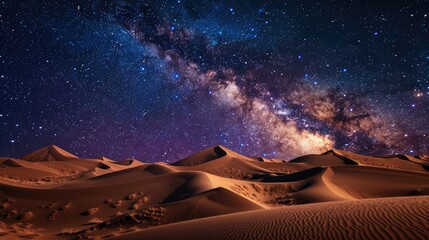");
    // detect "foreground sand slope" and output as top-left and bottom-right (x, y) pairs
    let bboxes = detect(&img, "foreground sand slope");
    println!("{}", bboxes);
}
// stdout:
(115, 196), (429, 240)
(0, 145), (428, 239)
